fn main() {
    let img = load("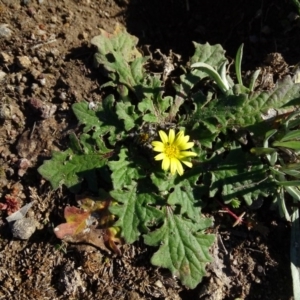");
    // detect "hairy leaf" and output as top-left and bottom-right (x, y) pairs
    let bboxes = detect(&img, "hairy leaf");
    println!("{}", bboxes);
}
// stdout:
(204, 144), (275, 205)
(116, 101), (140, 131)
(91, 25), (148, 91)
(234, 76), (300, 130)
(73, 96), (125, 145)
(167, 181), (202, 222)
(144, 212), (215, 289)
(108, 148), (150, 190)
(38, 149), (107, 193)
(110, 185), (163, 243)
